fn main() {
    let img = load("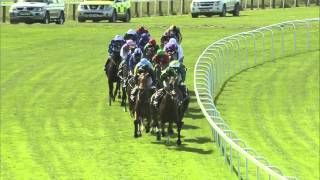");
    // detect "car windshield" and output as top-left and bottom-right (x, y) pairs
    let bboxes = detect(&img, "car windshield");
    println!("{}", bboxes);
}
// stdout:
(18, 0), (47, 2)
